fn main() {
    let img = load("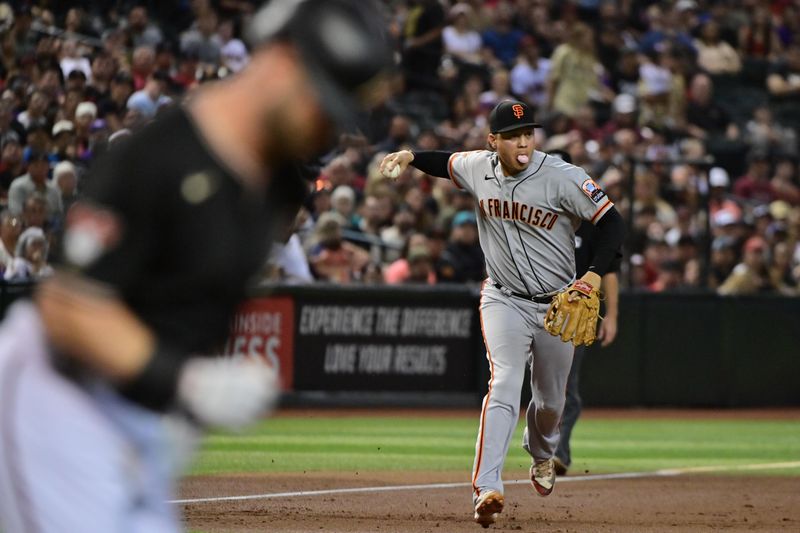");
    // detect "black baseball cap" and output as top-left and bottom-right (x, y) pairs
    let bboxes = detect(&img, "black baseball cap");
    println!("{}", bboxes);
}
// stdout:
(67, 69), (87, 81)
(246, 0), (393, 132)
(489, 100), (541, 134)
